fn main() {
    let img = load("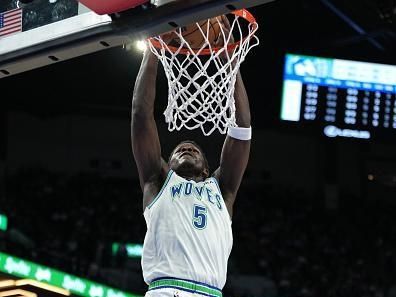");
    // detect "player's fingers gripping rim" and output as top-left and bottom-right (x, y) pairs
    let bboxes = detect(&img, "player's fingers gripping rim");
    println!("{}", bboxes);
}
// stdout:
(220, 15), (235, 44)
(160, 31), (177, 44)
(212, 15), (228, 48)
